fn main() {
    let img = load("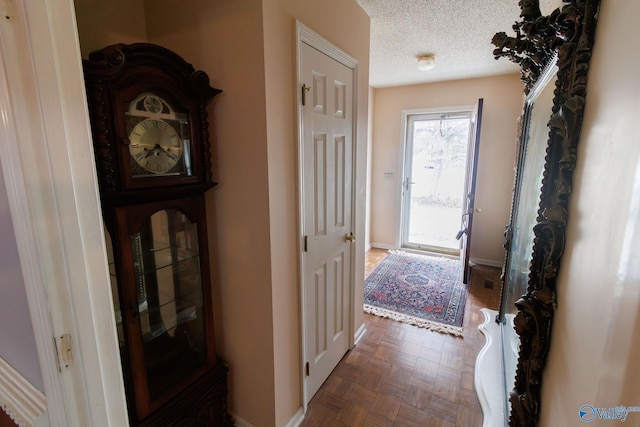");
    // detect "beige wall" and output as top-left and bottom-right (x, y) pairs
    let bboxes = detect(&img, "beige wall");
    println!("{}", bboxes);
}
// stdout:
(370, 74), (524, 264)
(539, 2), (640, 426)
(74, 0), (147, 56)
(75, 1), (369, 425)
(144, 2), (275, 424)
(261, 2), (370, 425)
